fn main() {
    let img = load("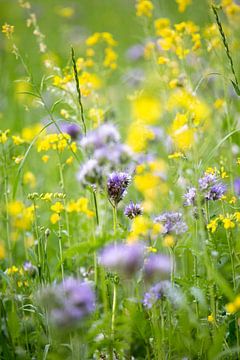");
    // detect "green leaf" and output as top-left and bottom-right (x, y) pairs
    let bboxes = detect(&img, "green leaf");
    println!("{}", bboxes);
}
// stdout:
(231, 81), (240, 96)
